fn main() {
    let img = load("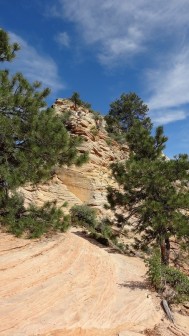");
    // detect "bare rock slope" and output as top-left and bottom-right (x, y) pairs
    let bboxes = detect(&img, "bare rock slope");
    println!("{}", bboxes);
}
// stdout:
(1, 230), (189, 336)
(1, 230), (162, 336)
